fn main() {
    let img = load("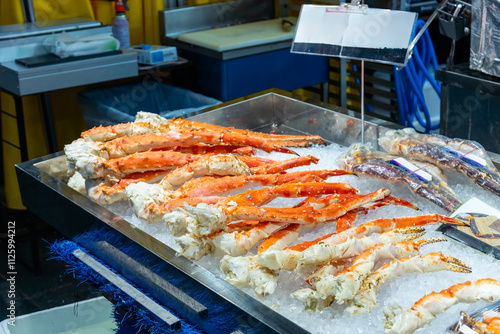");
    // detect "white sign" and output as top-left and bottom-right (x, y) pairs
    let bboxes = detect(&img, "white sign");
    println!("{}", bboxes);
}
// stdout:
(292, 5), (418, 66)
